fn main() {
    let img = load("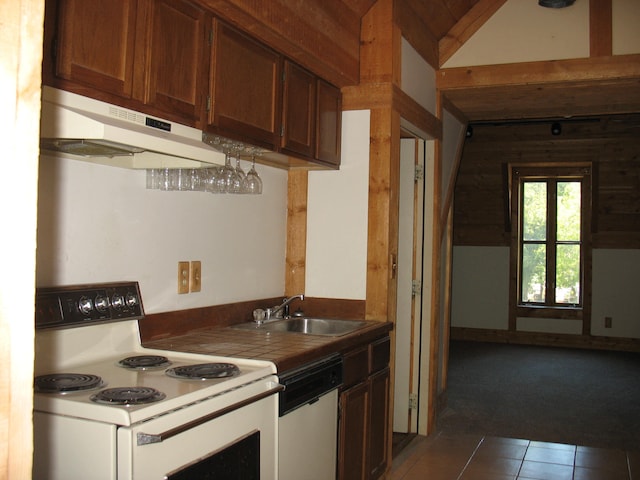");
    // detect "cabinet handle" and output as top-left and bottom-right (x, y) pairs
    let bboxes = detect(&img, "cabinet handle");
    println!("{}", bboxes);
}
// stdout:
(137, 383), (285, 445)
